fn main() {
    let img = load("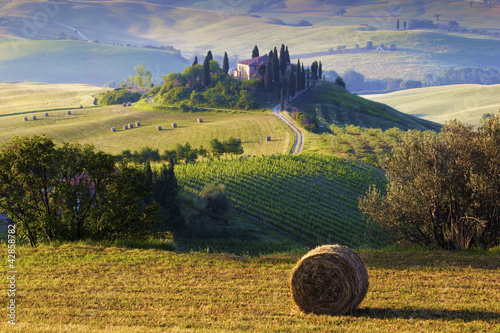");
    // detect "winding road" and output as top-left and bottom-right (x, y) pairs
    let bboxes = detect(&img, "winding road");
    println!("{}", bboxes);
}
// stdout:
(272, 103), (304, 155)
